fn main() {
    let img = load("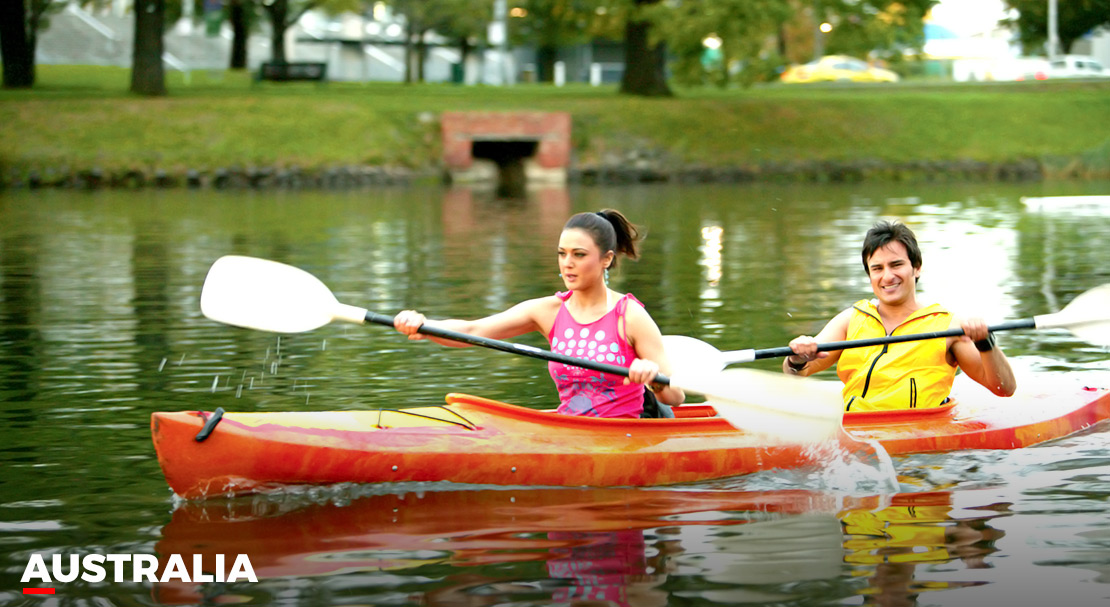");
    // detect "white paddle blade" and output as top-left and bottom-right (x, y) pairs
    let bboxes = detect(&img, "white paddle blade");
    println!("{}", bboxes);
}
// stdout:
(671, 367), (844, 444)
(200, 256), (358, 333)
(1035, 284), (1110, 346)
(662, 335), (727, 372)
